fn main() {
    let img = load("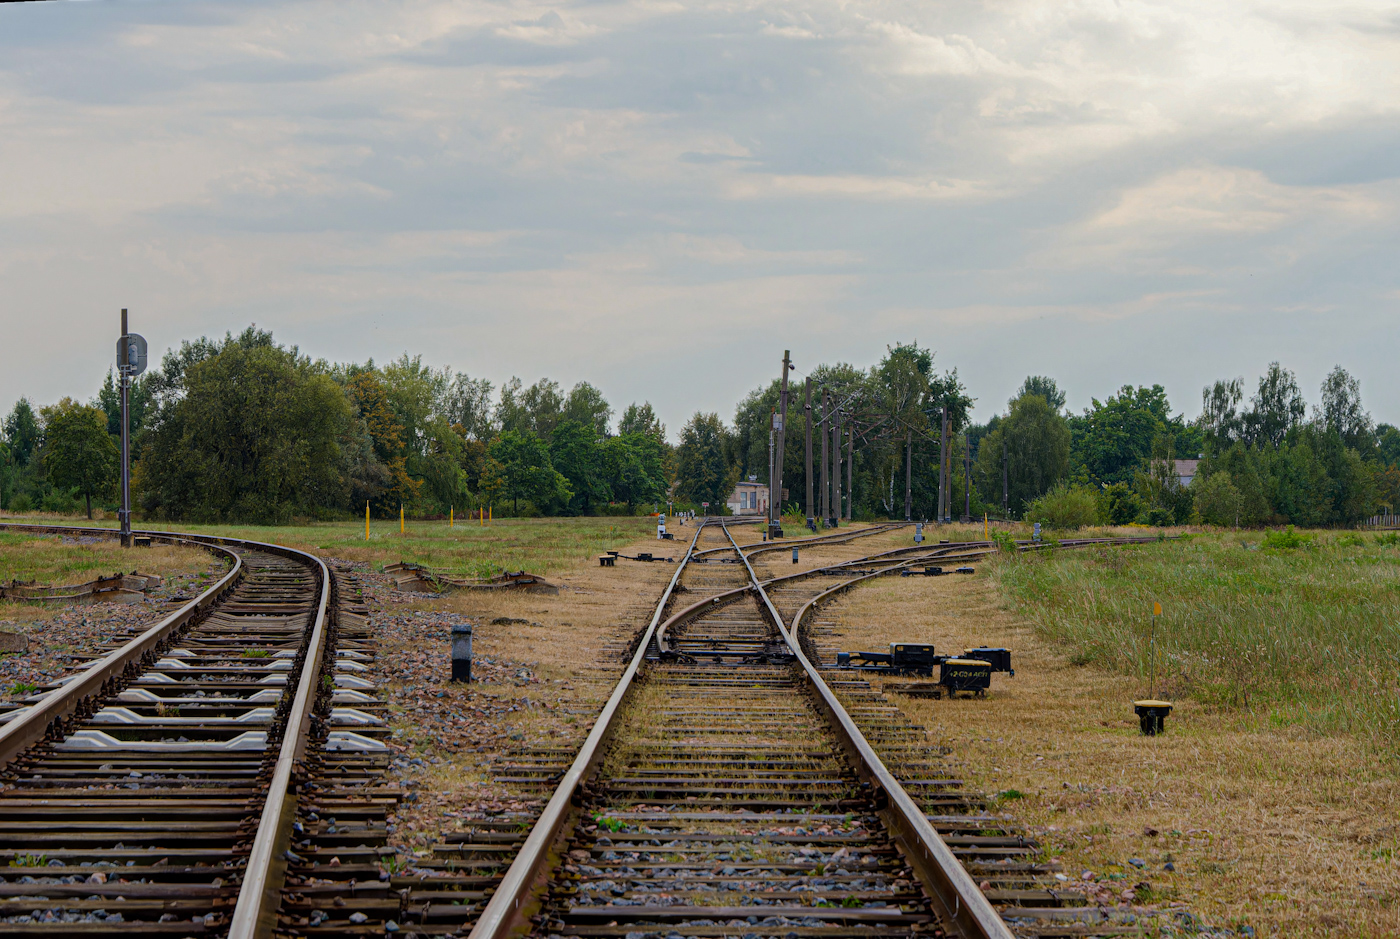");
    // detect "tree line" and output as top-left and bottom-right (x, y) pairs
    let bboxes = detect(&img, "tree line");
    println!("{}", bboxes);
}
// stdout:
(2, 329), (1394, 528)
(668, 346), (1398, 529)
(0, 328), (669, 523)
